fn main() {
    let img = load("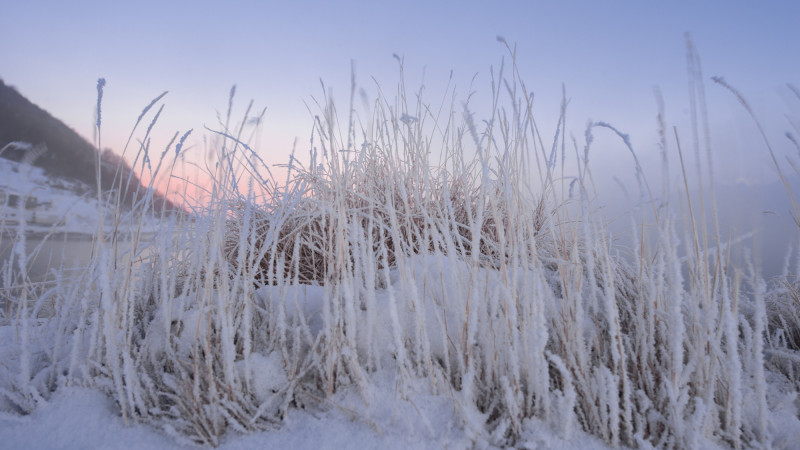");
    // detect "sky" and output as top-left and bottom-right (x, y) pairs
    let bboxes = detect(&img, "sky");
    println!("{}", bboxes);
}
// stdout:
(2, 1), (800, 200)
